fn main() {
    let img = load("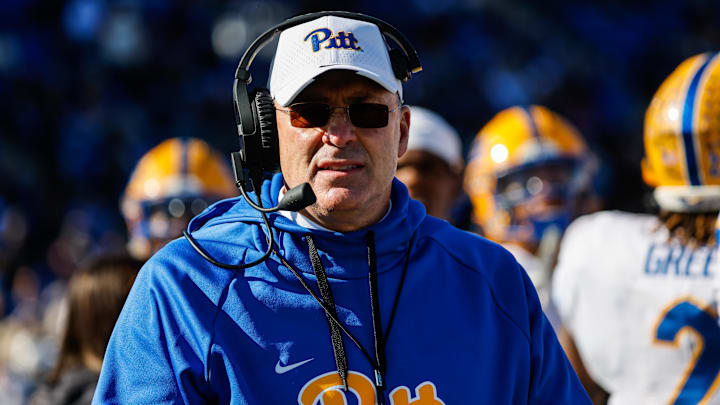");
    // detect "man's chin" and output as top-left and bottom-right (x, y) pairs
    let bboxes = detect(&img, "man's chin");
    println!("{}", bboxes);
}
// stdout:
(314, 189), (364, 213)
